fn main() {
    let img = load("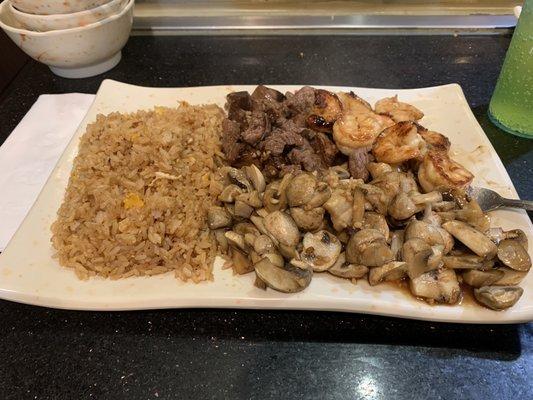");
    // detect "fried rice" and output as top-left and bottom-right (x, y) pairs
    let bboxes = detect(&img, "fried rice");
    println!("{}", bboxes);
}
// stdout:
(51, 102), (226, 281)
